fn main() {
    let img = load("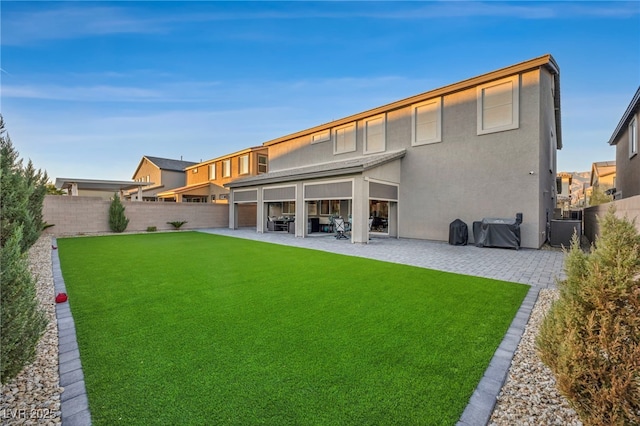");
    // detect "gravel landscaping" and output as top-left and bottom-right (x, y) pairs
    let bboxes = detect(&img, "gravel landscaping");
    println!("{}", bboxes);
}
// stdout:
(1, 234), (583, 425)
(1, 235), (62, 425)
